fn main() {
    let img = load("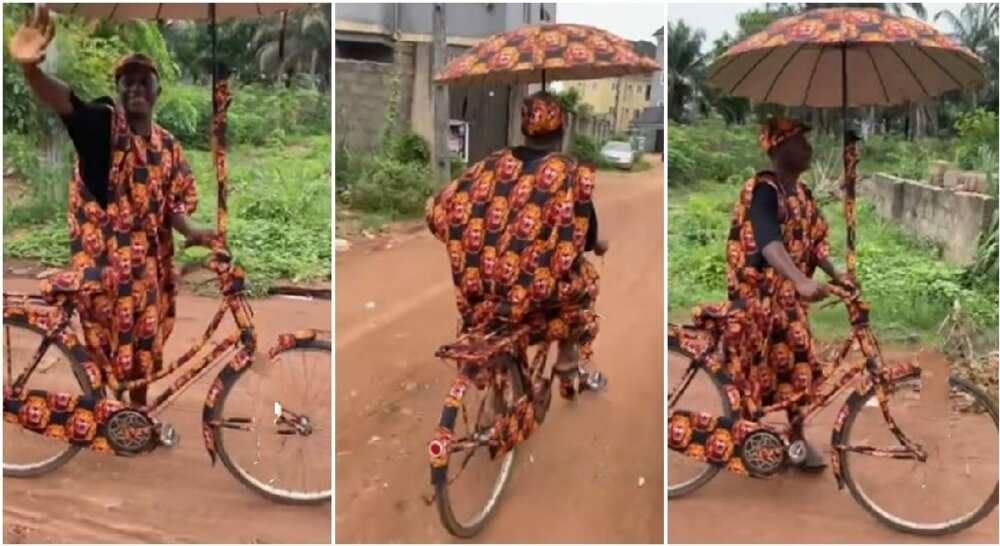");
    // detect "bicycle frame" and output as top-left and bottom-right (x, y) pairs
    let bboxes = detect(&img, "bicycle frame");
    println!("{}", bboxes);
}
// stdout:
(3, 247), (327, 463)
(668, 283), (924, 482)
